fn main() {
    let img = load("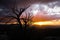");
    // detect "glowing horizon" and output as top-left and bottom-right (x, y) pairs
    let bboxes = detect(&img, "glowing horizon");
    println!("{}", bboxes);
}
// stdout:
(33, 19), (60, 26)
